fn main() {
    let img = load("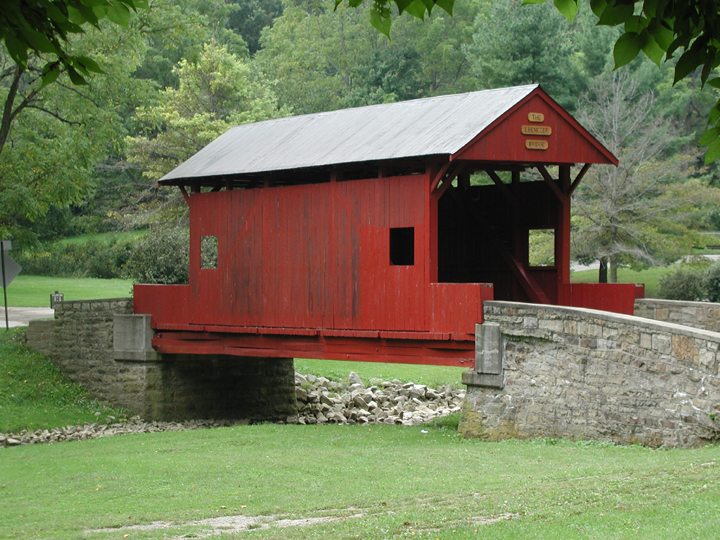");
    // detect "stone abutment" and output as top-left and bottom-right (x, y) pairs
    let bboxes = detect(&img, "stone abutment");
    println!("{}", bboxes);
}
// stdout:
(460, 301), (720, 447)
(26, 299), (296, 422)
